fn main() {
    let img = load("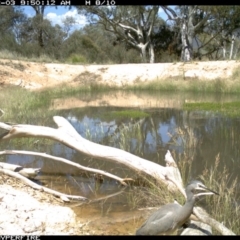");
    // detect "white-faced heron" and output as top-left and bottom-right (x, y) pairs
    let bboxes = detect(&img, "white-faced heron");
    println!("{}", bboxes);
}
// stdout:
(136, 180), (219, 235)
